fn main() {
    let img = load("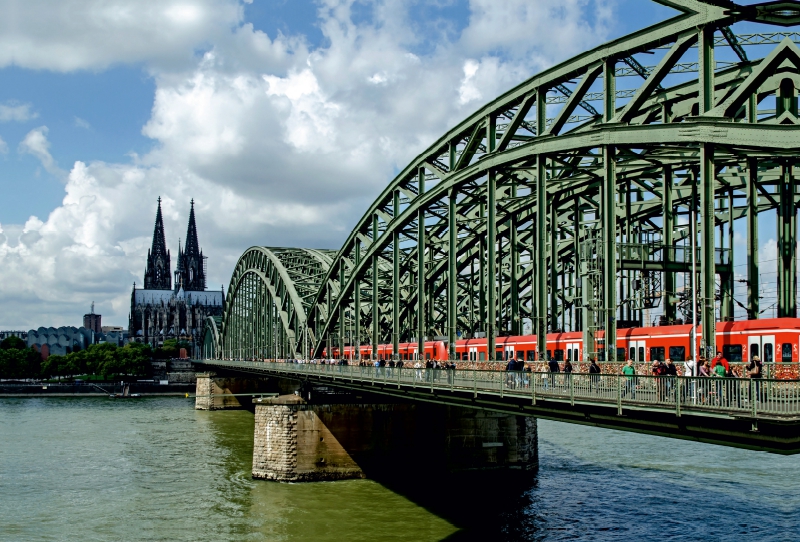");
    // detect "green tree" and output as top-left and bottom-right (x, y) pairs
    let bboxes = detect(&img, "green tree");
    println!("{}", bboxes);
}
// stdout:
(115, 343), (152, 378)
(1, 336), (27, 350)
(0, 345), (41, 379)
